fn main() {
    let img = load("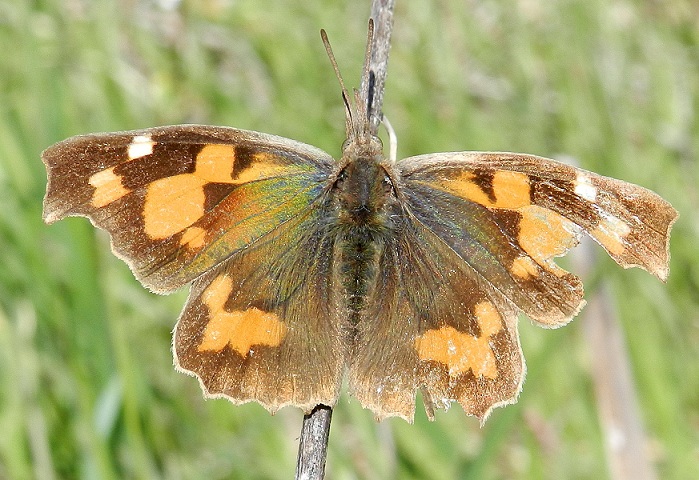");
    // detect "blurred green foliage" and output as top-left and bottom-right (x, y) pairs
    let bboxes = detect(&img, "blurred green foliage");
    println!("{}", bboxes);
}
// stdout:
(0, 0), (697, 478)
